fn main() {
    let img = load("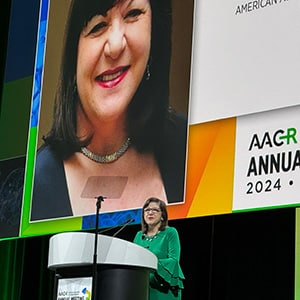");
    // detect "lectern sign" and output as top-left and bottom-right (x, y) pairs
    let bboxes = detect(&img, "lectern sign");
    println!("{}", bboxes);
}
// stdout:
(56, 277), (92, 300)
